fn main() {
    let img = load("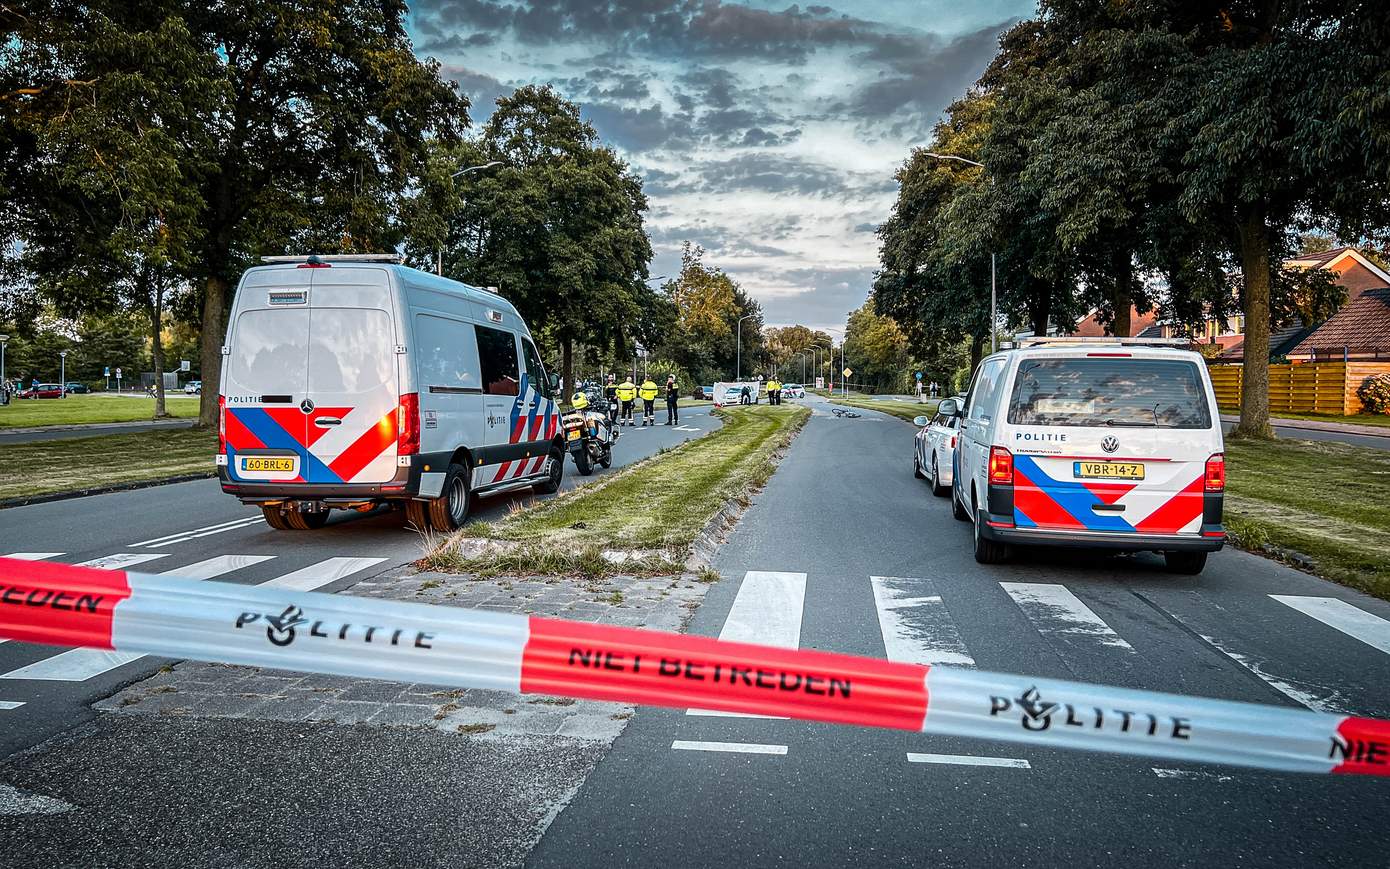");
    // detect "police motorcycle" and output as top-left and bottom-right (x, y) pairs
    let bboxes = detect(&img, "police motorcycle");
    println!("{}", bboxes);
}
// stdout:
(561, 389), (618, 476)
